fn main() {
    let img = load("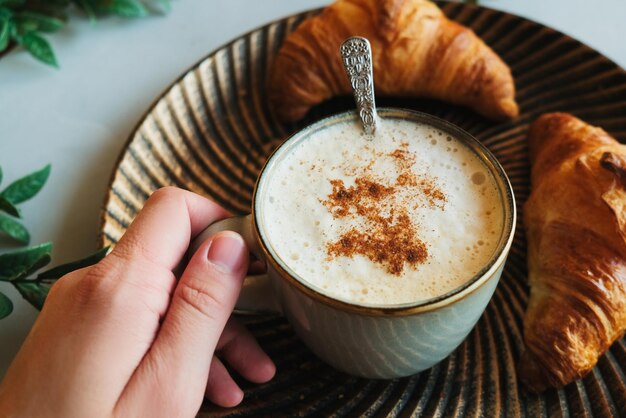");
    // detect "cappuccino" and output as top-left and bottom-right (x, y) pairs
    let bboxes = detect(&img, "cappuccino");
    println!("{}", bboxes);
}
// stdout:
(259, 116), (503, 305)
